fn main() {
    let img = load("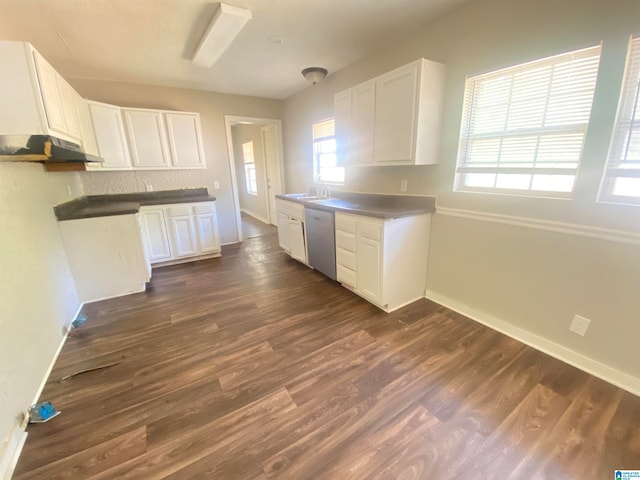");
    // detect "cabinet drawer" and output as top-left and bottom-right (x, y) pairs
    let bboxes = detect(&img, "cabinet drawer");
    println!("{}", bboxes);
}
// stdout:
(336, 247), (356, 270)
(167, 205), (192, 217)
(336, 230), (356, 252)
(336, 215), (357, 234)
(276, 199), (304, 219)
(194, 202), (215, 214)
(359, 222), (382, 241)
(337, 265), (356, 288)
